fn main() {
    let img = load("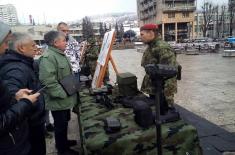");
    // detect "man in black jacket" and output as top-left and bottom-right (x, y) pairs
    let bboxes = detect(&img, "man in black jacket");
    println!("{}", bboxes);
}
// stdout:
(0, 32), (46, 155)
(0, 21), (40, 155)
